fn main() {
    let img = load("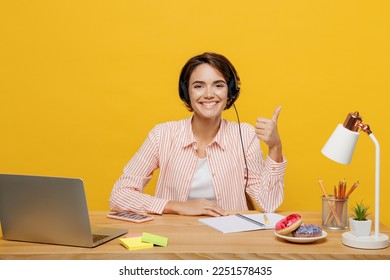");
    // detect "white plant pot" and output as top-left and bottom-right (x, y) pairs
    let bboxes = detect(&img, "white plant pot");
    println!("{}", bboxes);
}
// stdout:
(349, 218), (372, 237)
